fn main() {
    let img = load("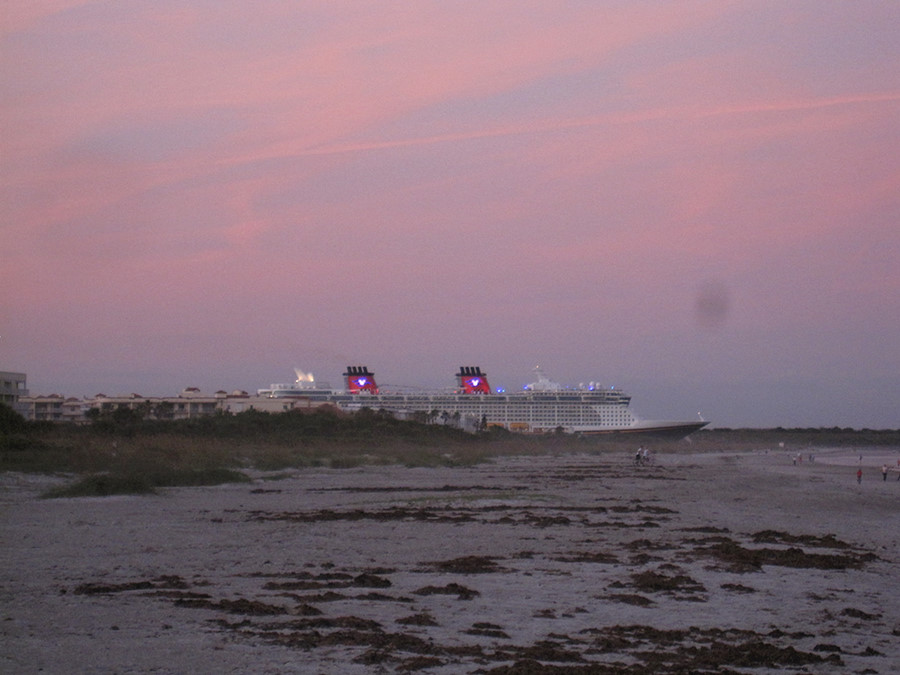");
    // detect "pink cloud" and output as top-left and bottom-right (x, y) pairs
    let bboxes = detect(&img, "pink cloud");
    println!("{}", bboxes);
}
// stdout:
(0, 0), (92, 35)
